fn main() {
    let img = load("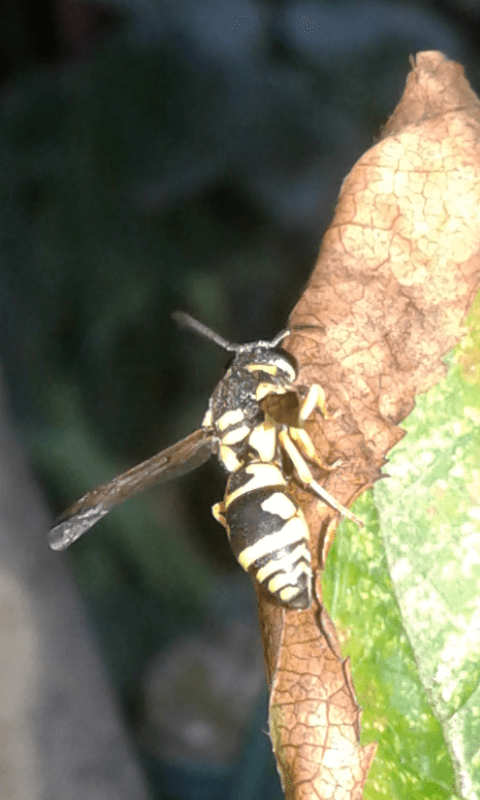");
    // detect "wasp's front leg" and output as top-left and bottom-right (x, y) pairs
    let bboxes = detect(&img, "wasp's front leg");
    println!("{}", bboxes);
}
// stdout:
(298, 383), (329, 423)
(289, 383), (339, 471)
